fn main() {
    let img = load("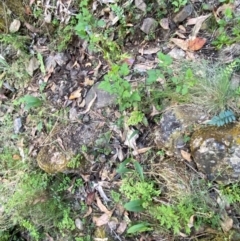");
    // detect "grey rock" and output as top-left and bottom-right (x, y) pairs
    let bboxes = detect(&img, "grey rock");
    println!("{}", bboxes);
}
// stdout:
(173, 5), (193, 23)
(14, 117), (22, 134)
(155, 105), (206, 156)
(140, 18), (158, 34)
(168, 48), (186, 59)
(85, 82), (116, 109)
(135, 0), (146, 12)
(190, 124), (240, 183)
